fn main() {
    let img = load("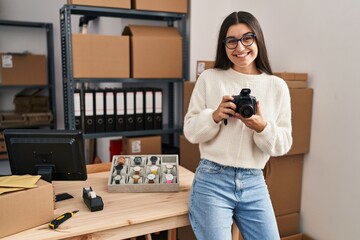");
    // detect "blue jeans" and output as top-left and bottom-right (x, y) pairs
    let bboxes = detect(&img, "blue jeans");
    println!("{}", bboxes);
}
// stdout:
(189, 159), (280, 240)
